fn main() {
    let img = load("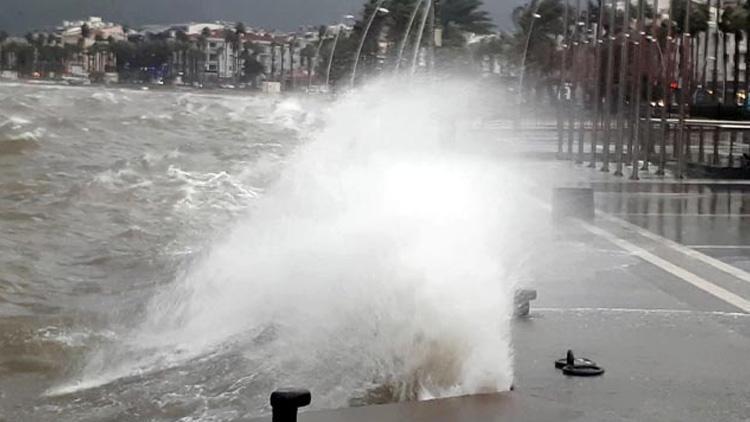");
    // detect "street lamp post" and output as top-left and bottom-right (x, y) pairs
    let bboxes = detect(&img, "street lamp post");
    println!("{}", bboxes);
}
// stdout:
(325, 25), (344, 89)
(411, 0), (433, 74)
(630, 0), (645, 180)
(351, 0), (389, 88)
(518, 1), (543, 130)
(589, 0), (607, 168)
(614, 0), (631, 177)
(676, 0), (691, 179)
(575, 0), (588, 164)
(395, 0), (425, 71)
(641, 0), (660, 172)
(324, 15), (356, 90)
(657, 8), (674, 176)
(602, 0), (618, 172)
(567, 0), (581, 160)
(557, 0), (571, 158)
